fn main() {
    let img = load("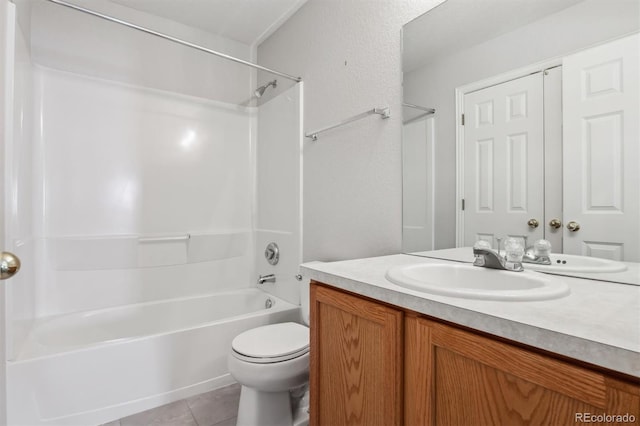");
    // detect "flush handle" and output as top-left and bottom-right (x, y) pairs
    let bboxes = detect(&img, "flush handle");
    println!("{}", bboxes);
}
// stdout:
(566, 221), (581, 232)
(549, 219), (562, 229)
(1, 251), (21, 280)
